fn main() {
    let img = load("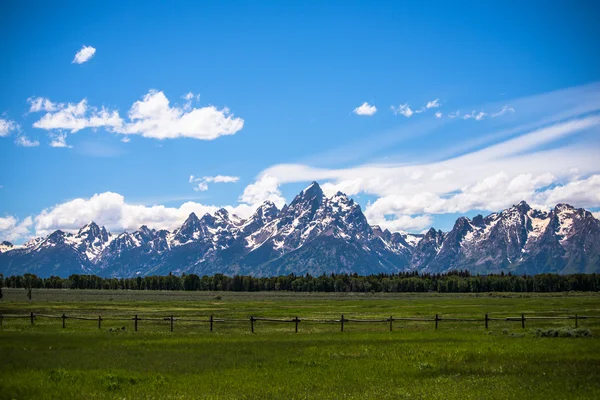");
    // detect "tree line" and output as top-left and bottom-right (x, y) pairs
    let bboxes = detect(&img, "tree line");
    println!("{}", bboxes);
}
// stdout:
(1, 271), (599, 293)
